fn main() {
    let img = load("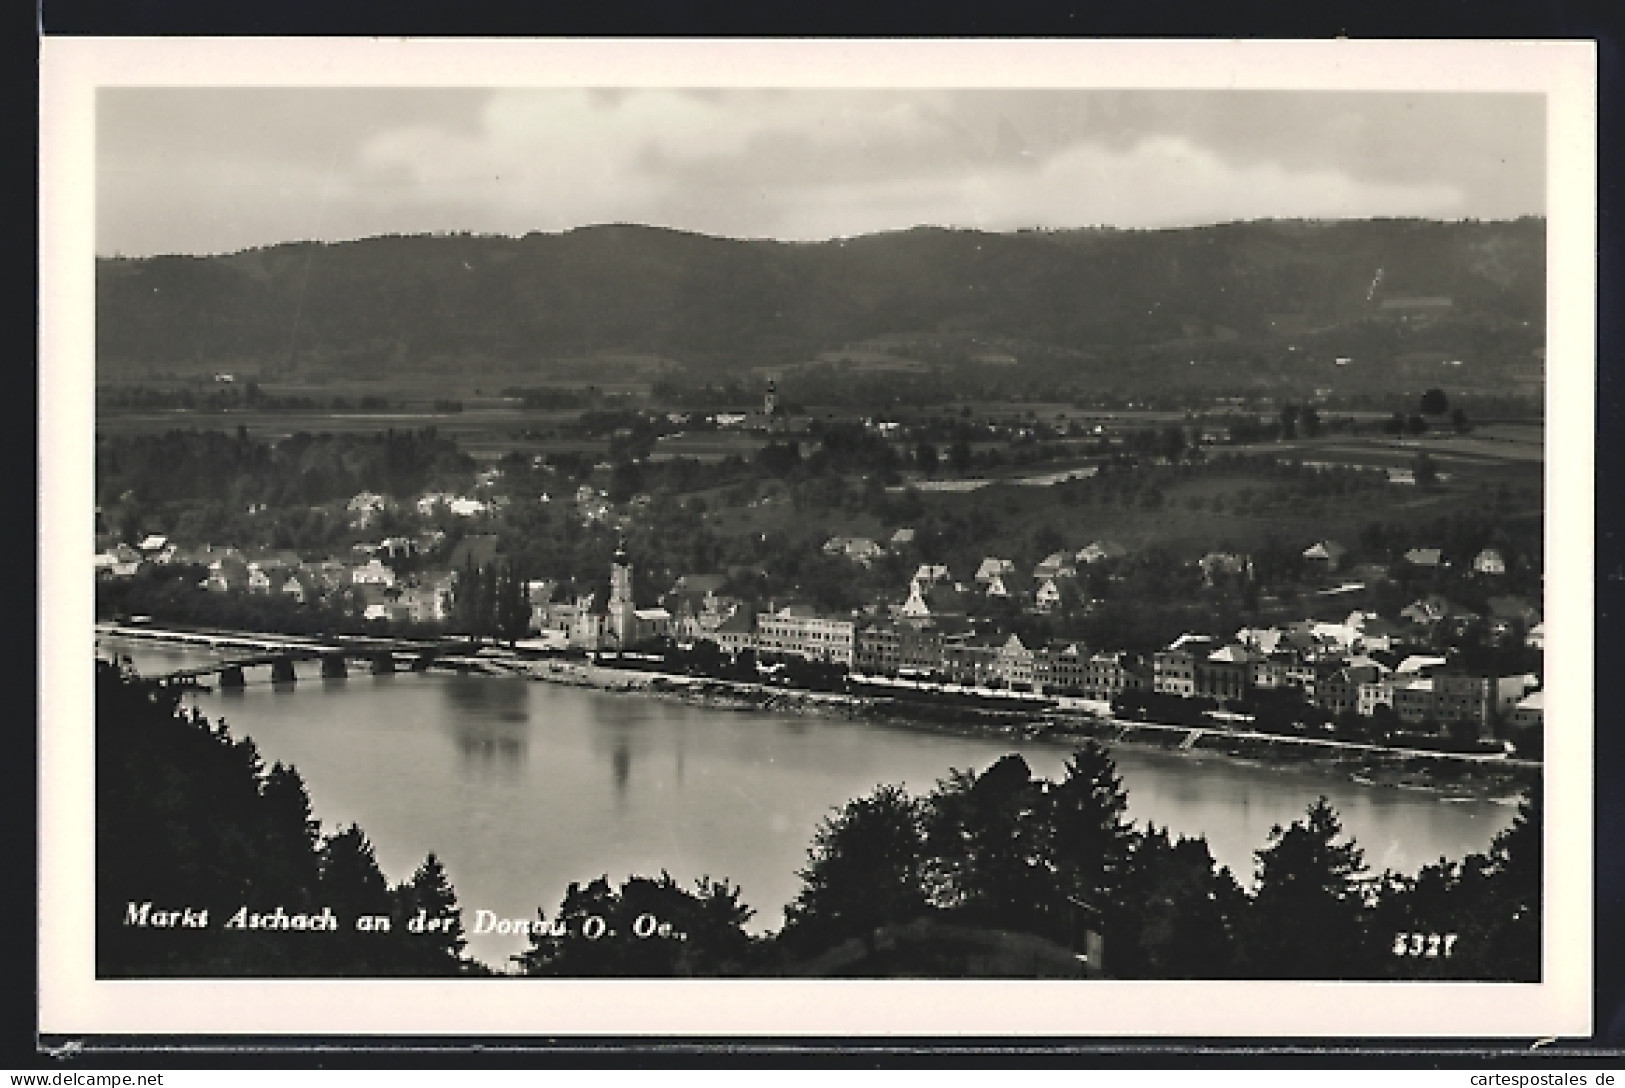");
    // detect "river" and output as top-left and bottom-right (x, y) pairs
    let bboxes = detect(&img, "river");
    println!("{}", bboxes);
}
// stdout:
(98, 637), (1519, 971)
